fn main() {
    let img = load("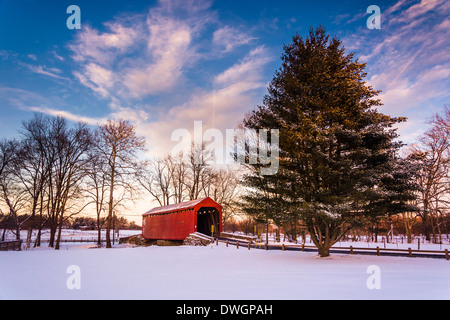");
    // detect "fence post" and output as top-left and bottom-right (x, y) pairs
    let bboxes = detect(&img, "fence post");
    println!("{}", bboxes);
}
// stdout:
(236, 241), (239, 249)
(226, 240), (228, 247)
(248, 242), (251, 250)
(301, 243), (305, 252)
(408, 247), (412, 258)
(350, 246), (353, 255)
(282, 243), (285, 251)
(445, 249), (449, 261)
(376, 246), (380, 256)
